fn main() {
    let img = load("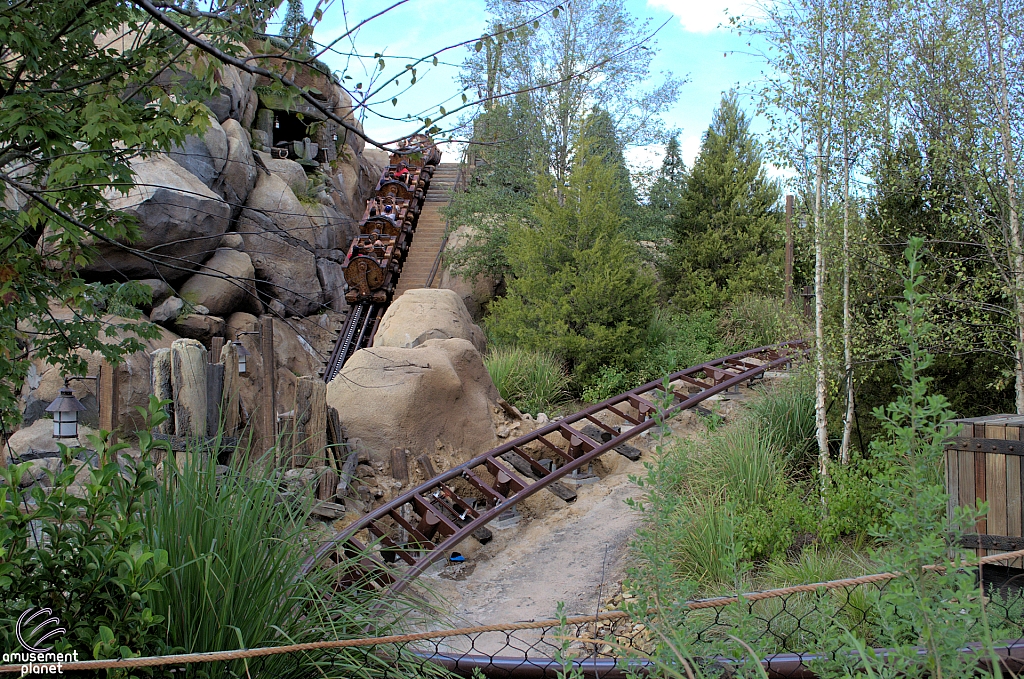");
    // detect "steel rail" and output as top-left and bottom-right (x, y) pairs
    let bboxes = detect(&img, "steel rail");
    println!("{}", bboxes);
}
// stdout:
(303, 340), (809, 592)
